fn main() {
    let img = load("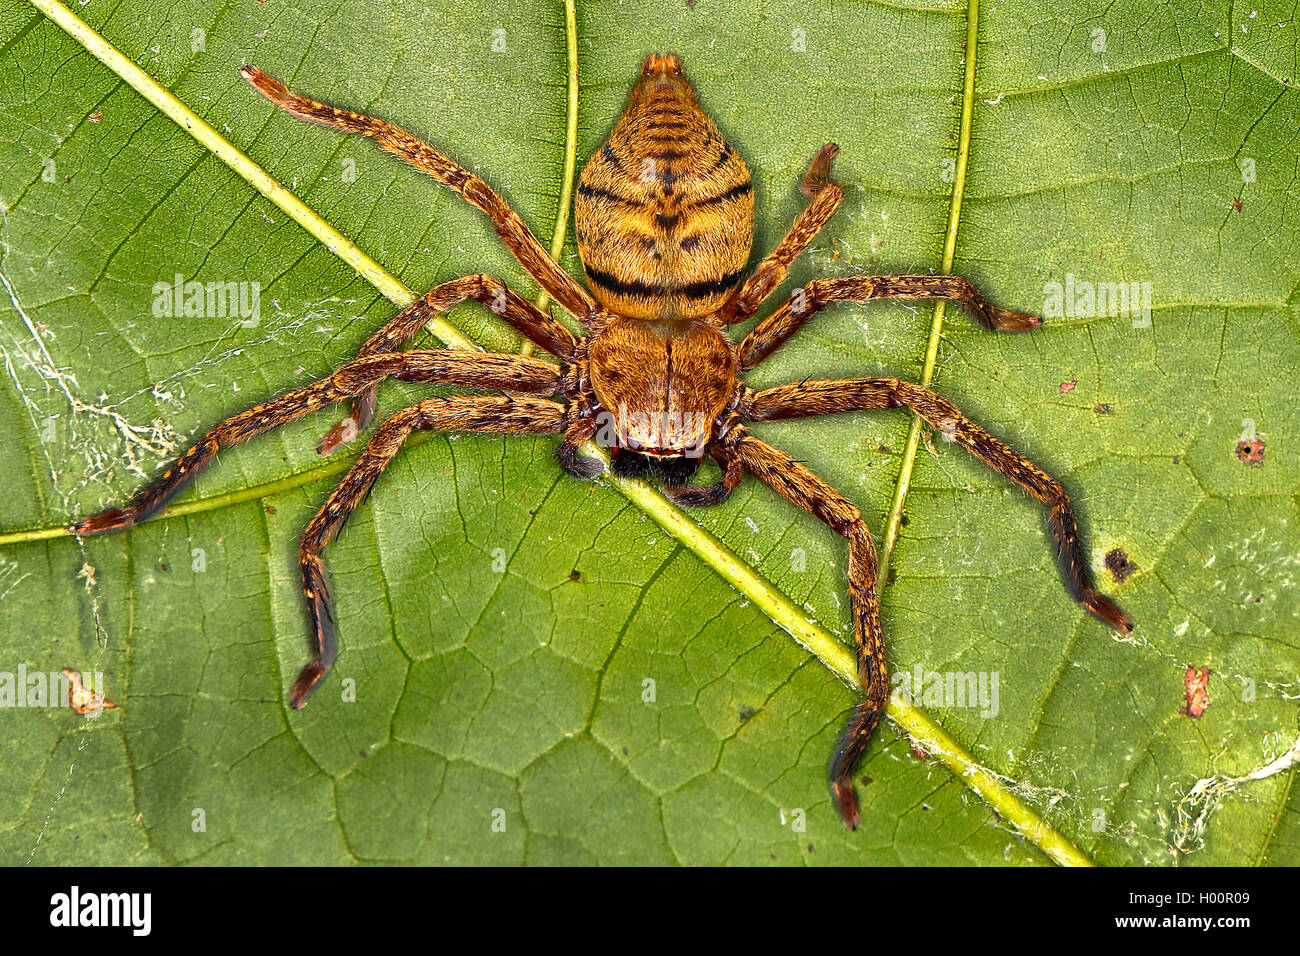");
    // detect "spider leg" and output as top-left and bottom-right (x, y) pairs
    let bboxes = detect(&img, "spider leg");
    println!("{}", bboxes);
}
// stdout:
(719, 143), (843, 325)
(319, 273), (579, 455)
(740, 275), (1042, 371)
(74, 351), (563, 535)
(240, 66), (599, 325)
(293, 395), (567, 706)
(733, 433), (885, 830)
(743, 378), (1133, 632)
